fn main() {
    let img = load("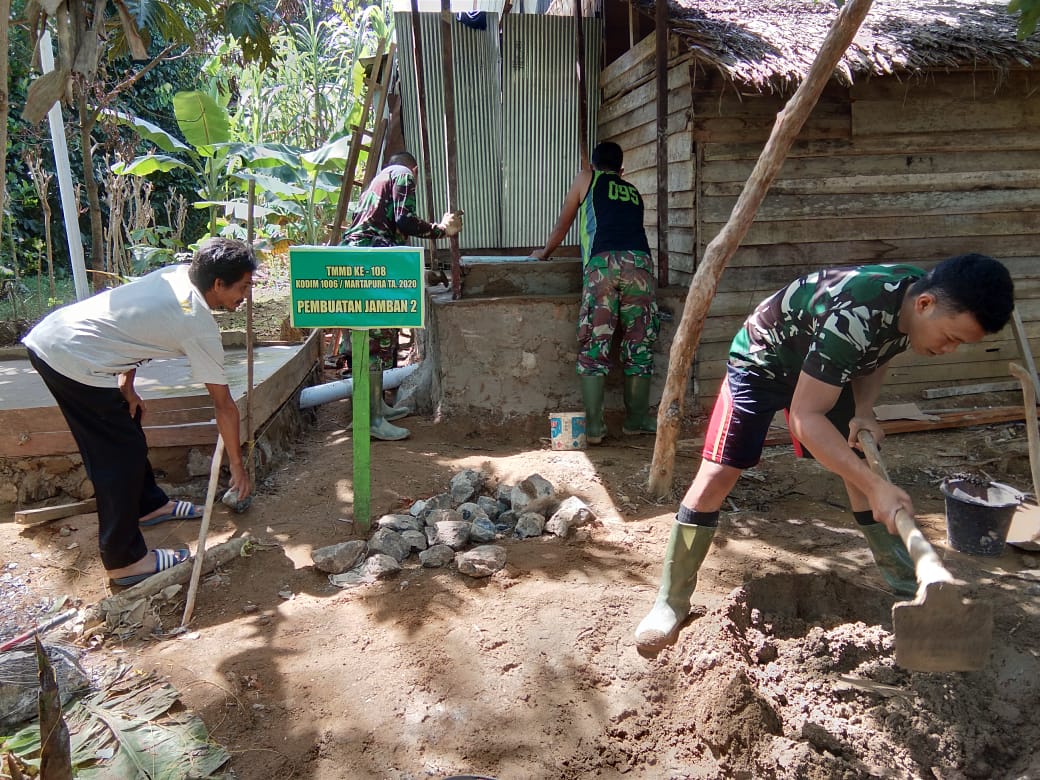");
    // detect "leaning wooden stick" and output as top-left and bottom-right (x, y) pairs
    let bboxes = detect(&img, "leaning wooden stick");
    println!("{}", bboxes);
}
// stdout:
(1009, 361), (1040, 502)
(90, 536), (251, 625)
(182, 434), (225, 627)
